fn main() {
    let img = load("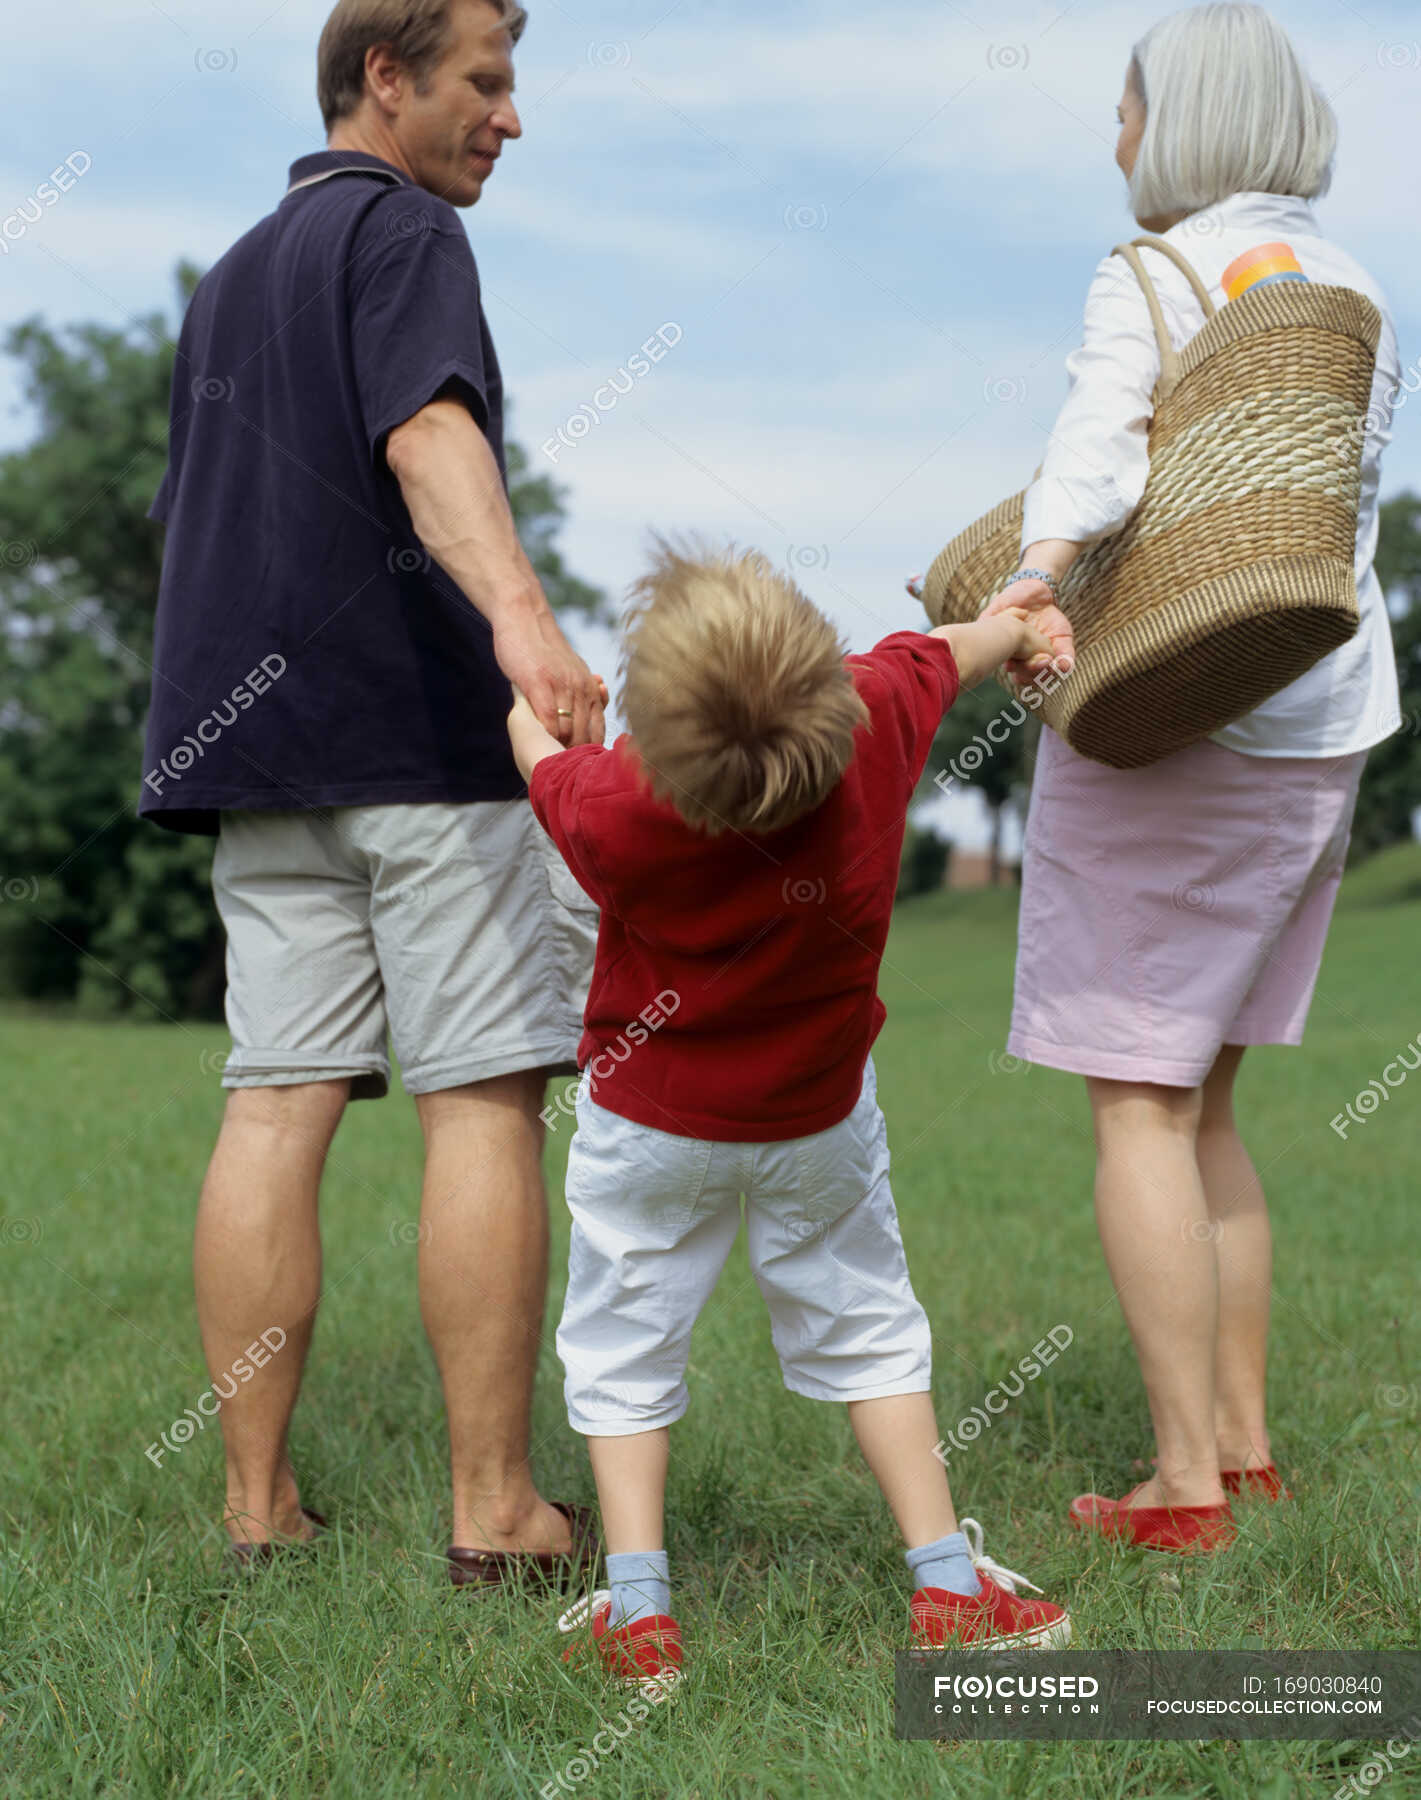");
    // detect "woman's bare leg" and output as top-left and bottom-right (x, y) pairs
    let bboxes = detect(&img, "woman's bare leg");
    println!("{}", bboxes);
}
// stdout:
(1197, 1045), (1274, 1473)
(1087, 1077), (1226, 1508)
